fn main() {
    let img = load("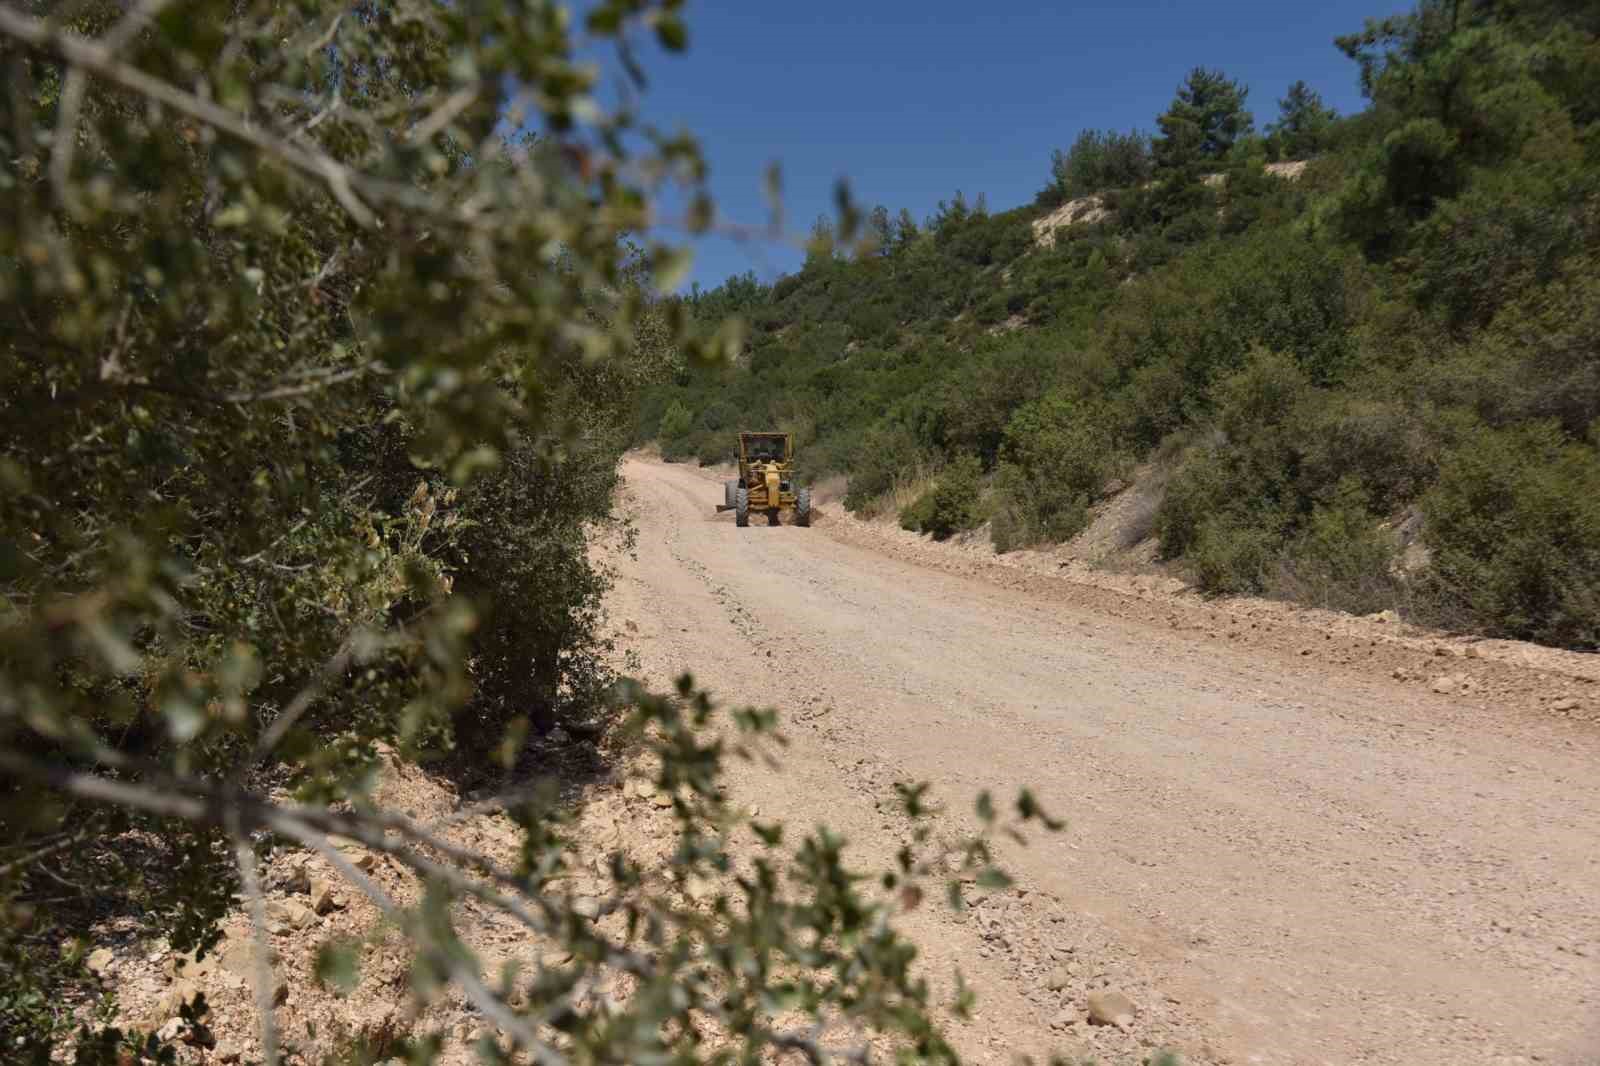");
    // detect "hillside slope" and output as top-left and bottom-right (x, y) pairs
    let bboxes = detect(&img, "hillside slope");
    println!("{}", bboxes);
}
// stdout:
(639, 0), (1600, 650)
